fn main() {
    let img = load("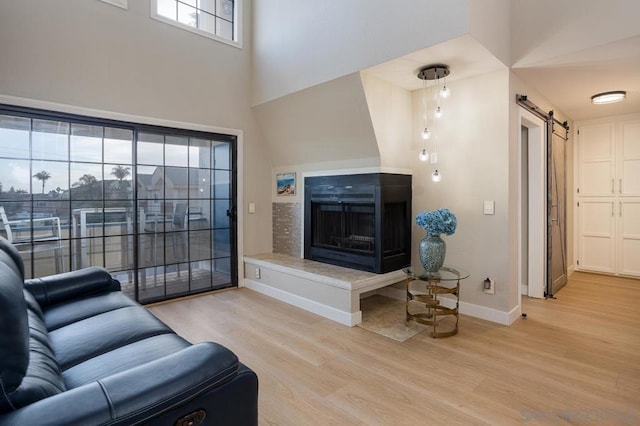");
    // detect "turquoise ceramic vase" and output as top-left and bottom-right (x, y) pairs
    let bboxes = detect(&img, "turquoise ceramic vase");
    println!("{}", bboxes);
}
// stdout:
(419, 234), (446, 272)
